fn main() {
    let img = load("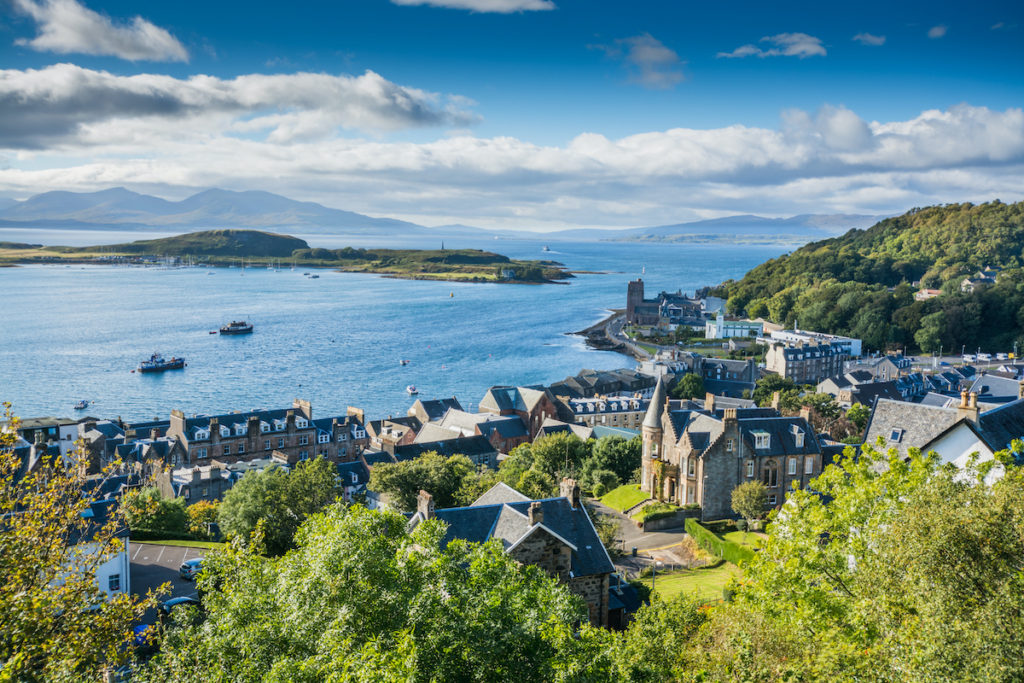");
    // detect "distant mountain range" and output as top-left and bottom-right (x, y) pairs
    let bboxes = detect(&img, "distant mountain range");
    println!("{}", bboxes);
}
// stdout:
(0, 187), (885, 243)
